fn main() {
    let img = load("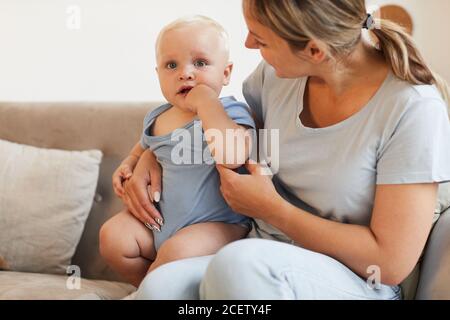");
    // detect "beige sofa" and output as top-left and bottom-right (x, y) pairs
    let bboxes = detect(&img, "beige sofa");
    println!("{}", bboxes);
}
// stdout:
(0, 102), (160, 299)
(0, 102), (449, 300)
